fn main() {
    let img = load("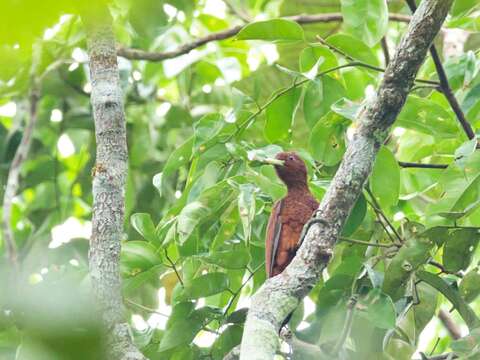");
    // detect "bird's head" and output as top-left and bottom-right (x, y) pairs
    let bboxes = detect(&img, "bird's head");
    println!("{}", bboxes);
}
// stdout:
(272, 151), (308, 188)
